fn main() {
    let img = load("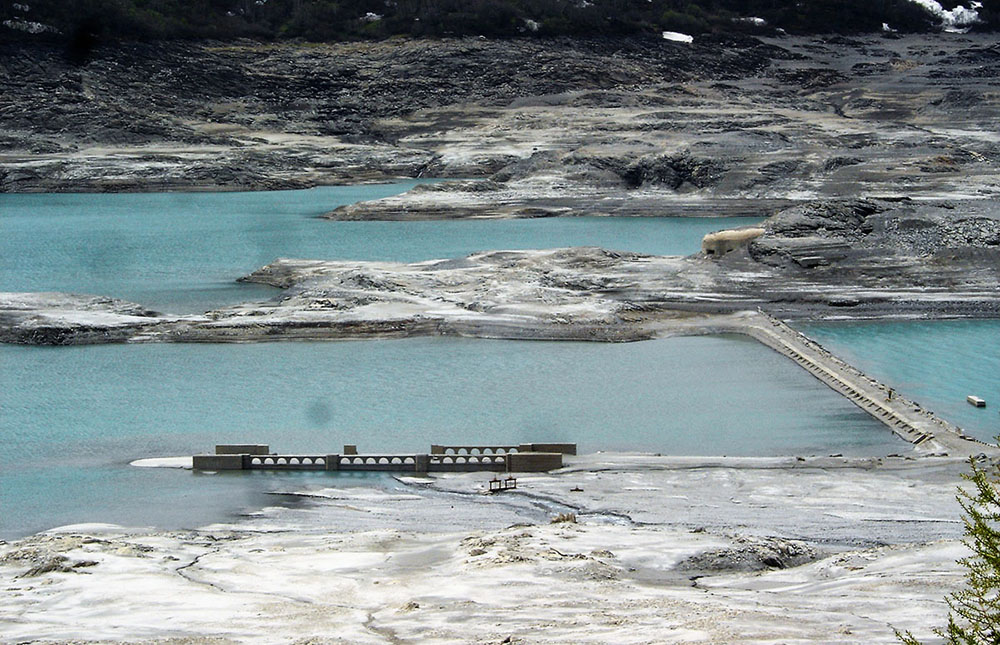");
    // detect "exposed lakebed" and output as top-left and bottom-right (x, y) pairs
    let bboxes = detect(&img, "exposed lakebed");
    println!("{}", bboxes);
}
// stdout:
(4, 33), (1000, 643)
(0, 183), (900, 539)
